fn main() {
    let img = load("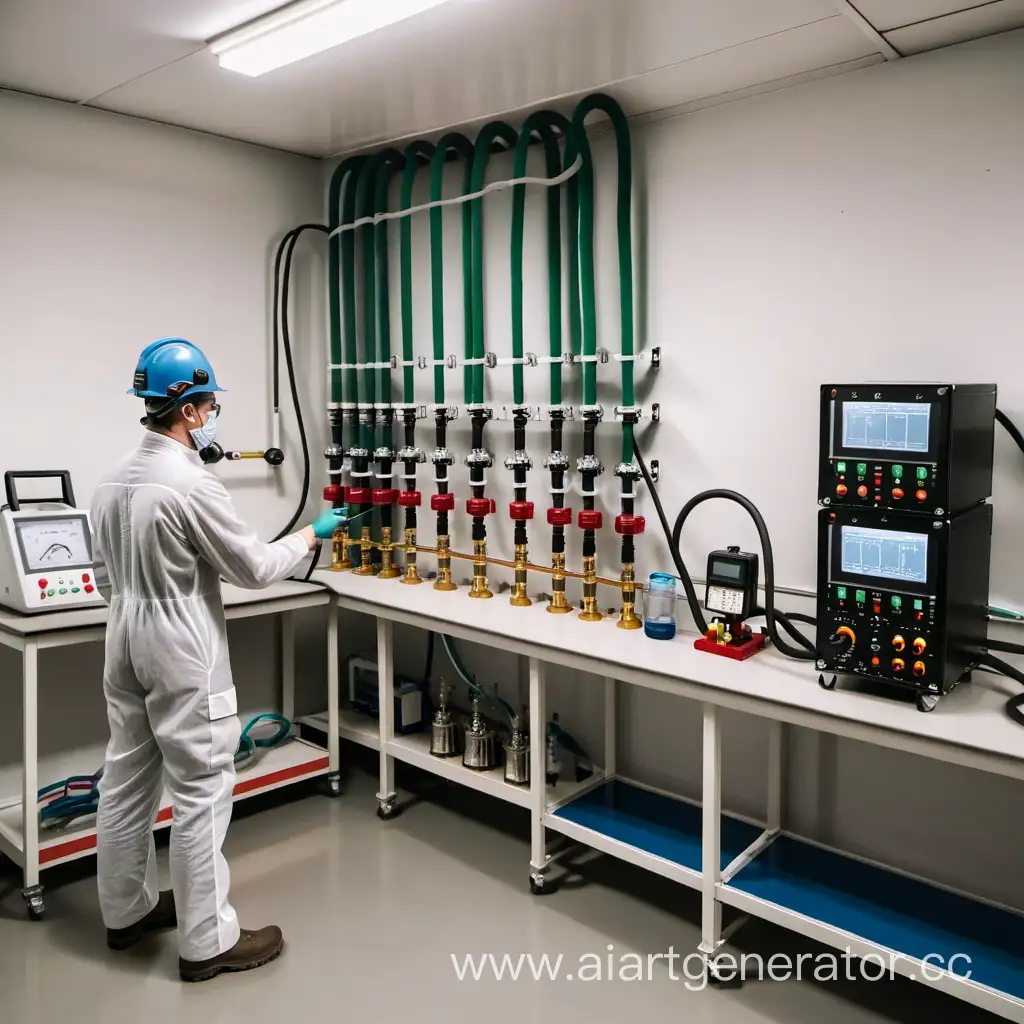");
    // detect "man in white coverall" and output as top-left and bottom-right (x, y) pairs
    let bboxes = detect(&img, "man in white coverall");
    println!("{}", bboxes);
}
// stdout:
(91, 338), (345, 982)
